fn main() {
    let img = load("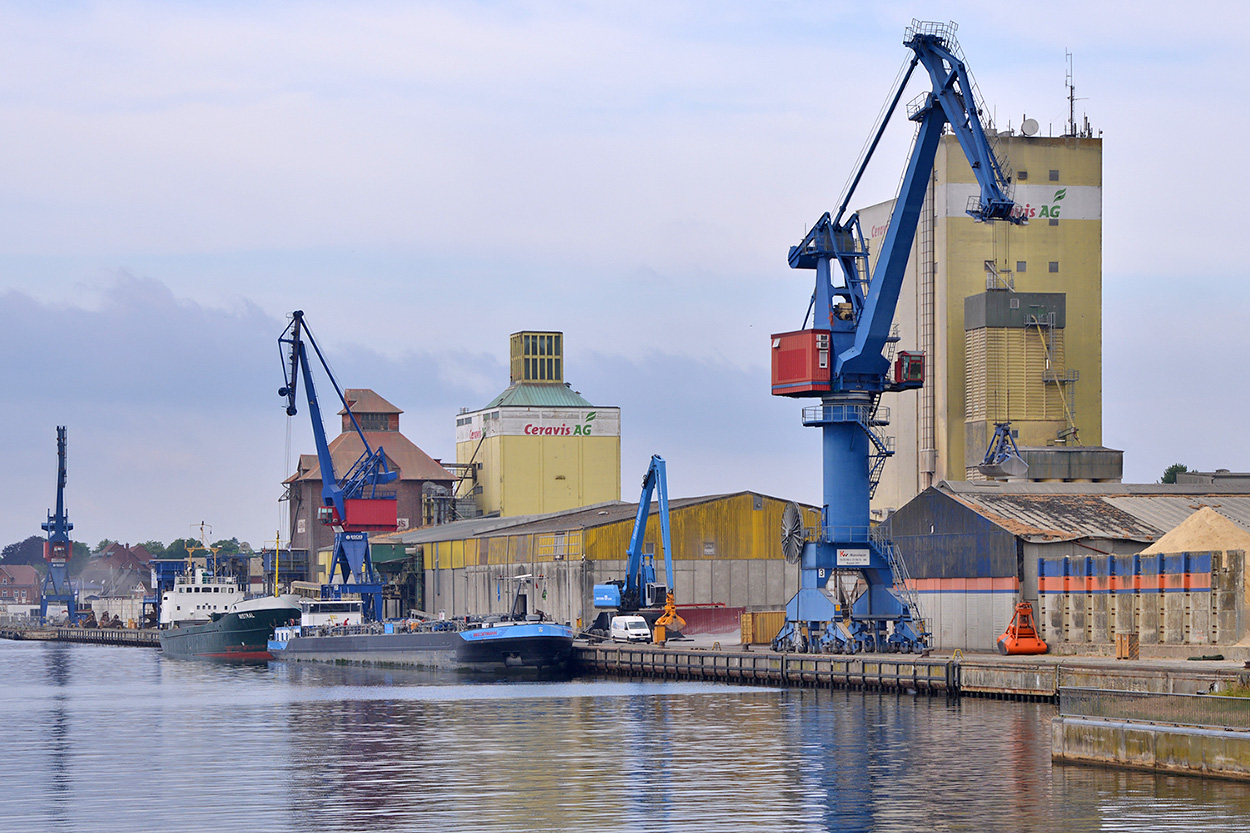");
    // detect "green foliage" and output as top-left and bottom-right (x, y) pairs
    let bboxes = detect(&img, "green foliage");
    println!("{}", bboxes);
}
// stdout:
(93, 539), (117, 554)
(1161, 463), (1190, 484)
(138, 540), (166, 558)
(166, 539), (194, 559)
(2, 536), (45, 566)
(211, 537), (241, 555)
(69, 542), (90, 577)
